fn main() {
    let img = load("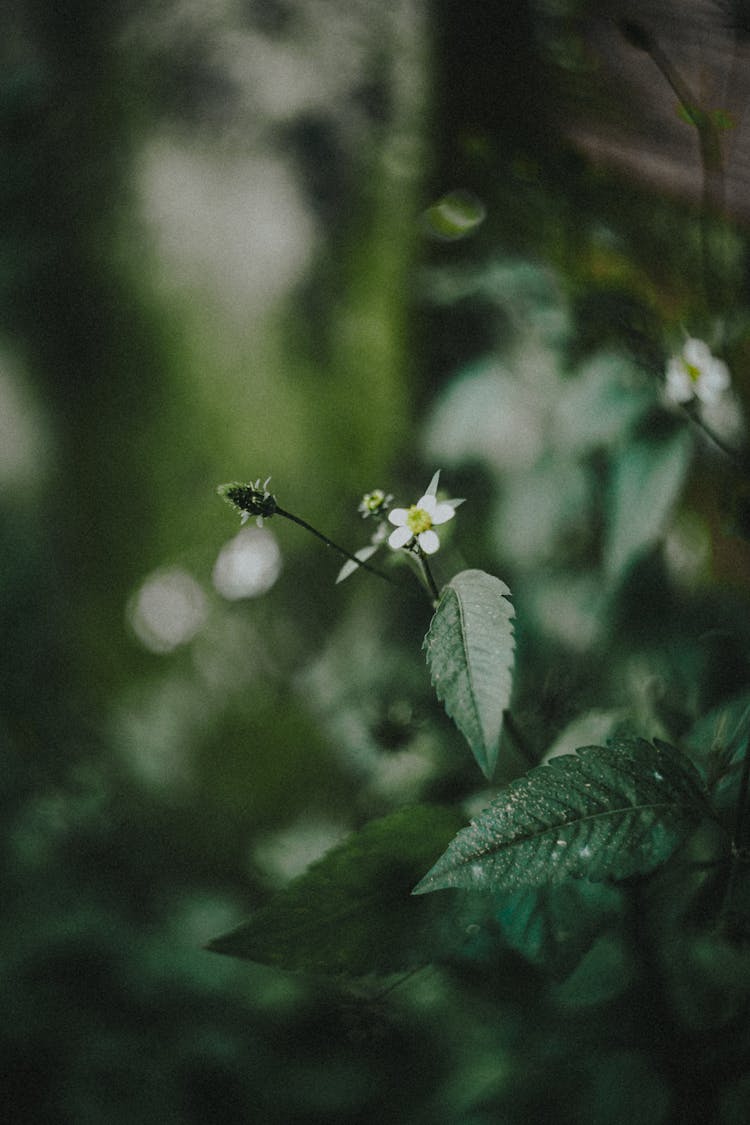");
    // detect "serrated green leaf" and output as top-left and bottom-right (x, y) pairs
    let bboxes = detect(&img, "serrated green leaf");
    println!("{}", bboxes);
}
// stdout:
(413, 739), (710, 895)
(605, 424), (692, 577)
(424, 569), (515, 779)
(207, 805), (465, 975)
